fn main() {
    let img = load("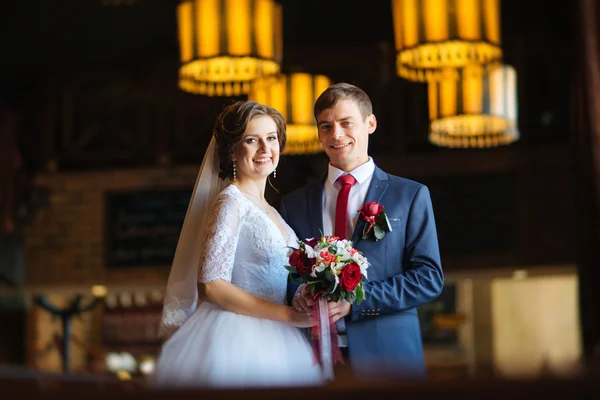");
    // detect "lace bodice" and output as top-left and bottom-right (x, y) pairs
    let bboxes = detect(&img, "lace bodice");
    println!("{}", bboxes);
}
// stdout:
(197, 185), (297, 303)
